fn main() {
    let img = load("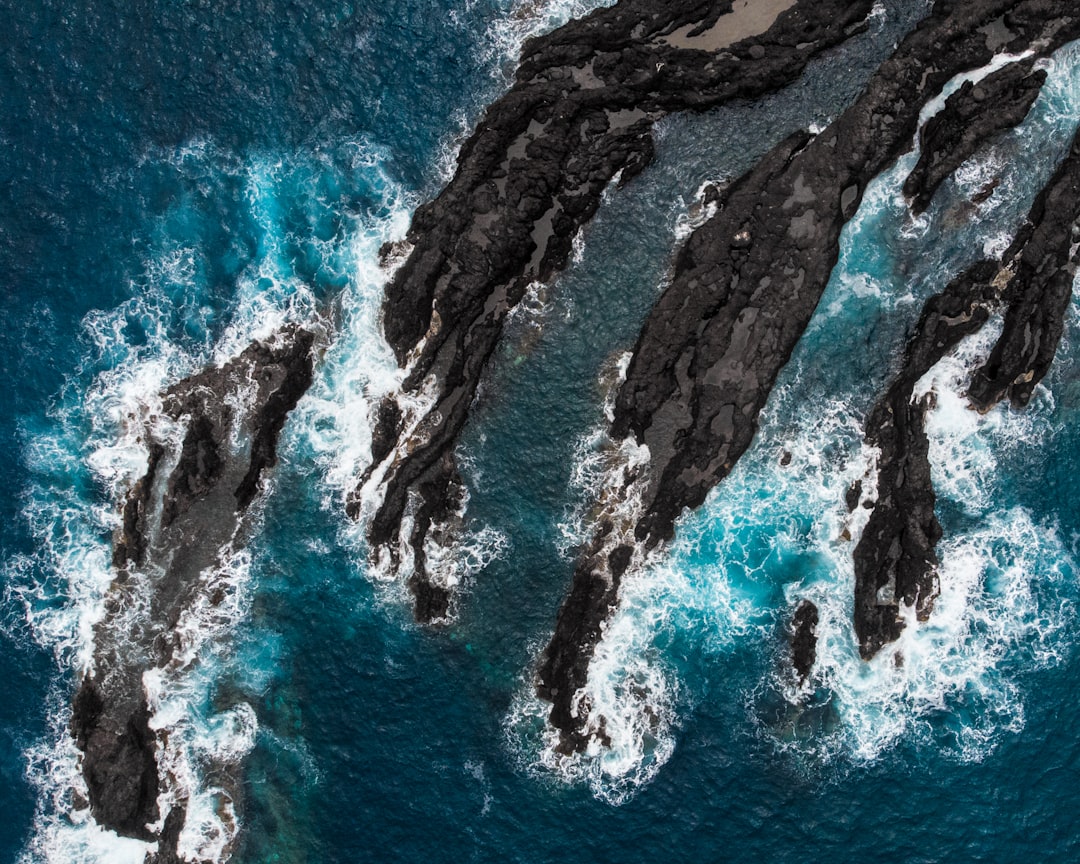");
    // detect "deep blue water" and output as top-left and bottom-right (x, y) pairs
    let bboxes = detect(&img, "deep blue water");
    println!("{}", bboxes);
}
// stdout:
(3, 1), (1080, 862)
